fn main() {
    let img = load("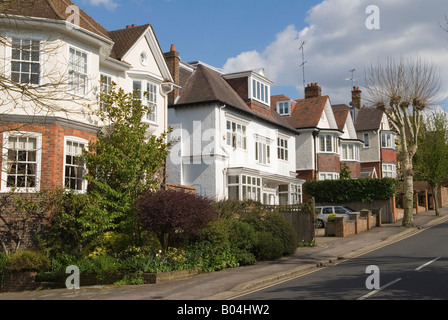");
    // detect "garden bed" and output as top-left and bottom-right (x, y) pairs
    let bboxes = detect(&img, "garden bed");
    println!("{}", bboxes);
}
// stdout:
(1, 269), (202, 292)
